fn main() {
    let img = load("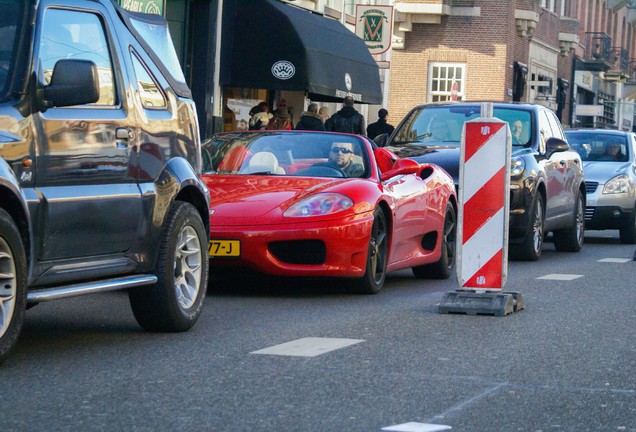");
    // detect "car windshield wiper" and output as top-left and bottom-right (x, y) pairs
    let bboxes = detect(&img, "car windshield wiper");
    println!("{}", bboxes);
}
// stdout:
(392, 133), (432, 144)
